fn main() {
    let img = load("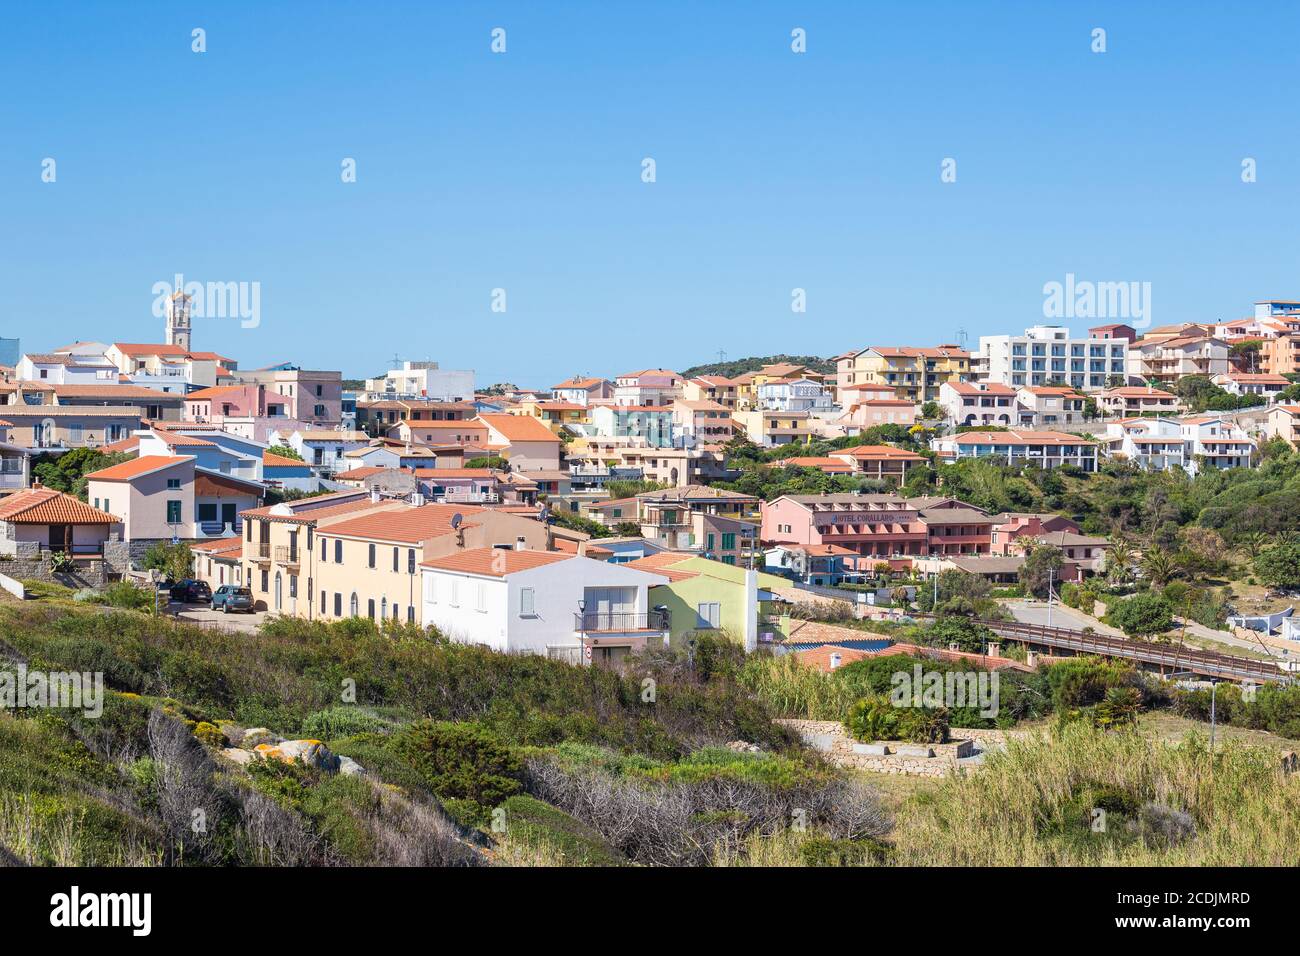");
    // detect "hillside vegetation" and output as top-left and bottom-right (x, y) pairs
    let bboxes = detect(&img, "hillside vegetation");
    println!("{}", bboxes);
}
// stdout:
(680, 354), (834, 379)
